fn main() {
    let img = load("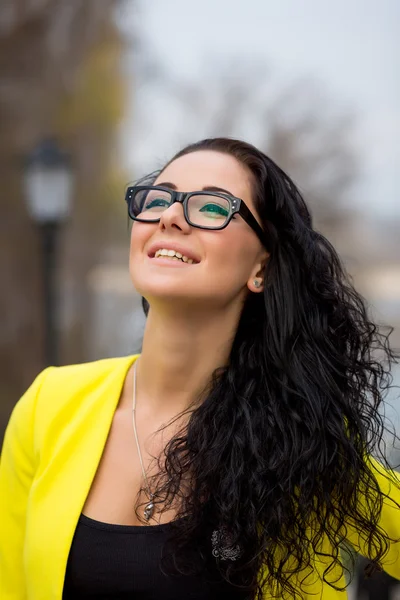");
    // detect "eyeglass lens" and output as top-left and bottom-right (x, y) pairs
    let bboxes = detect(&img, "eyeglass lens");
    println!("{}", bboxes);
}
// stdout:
(131, 188), (232, 228)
